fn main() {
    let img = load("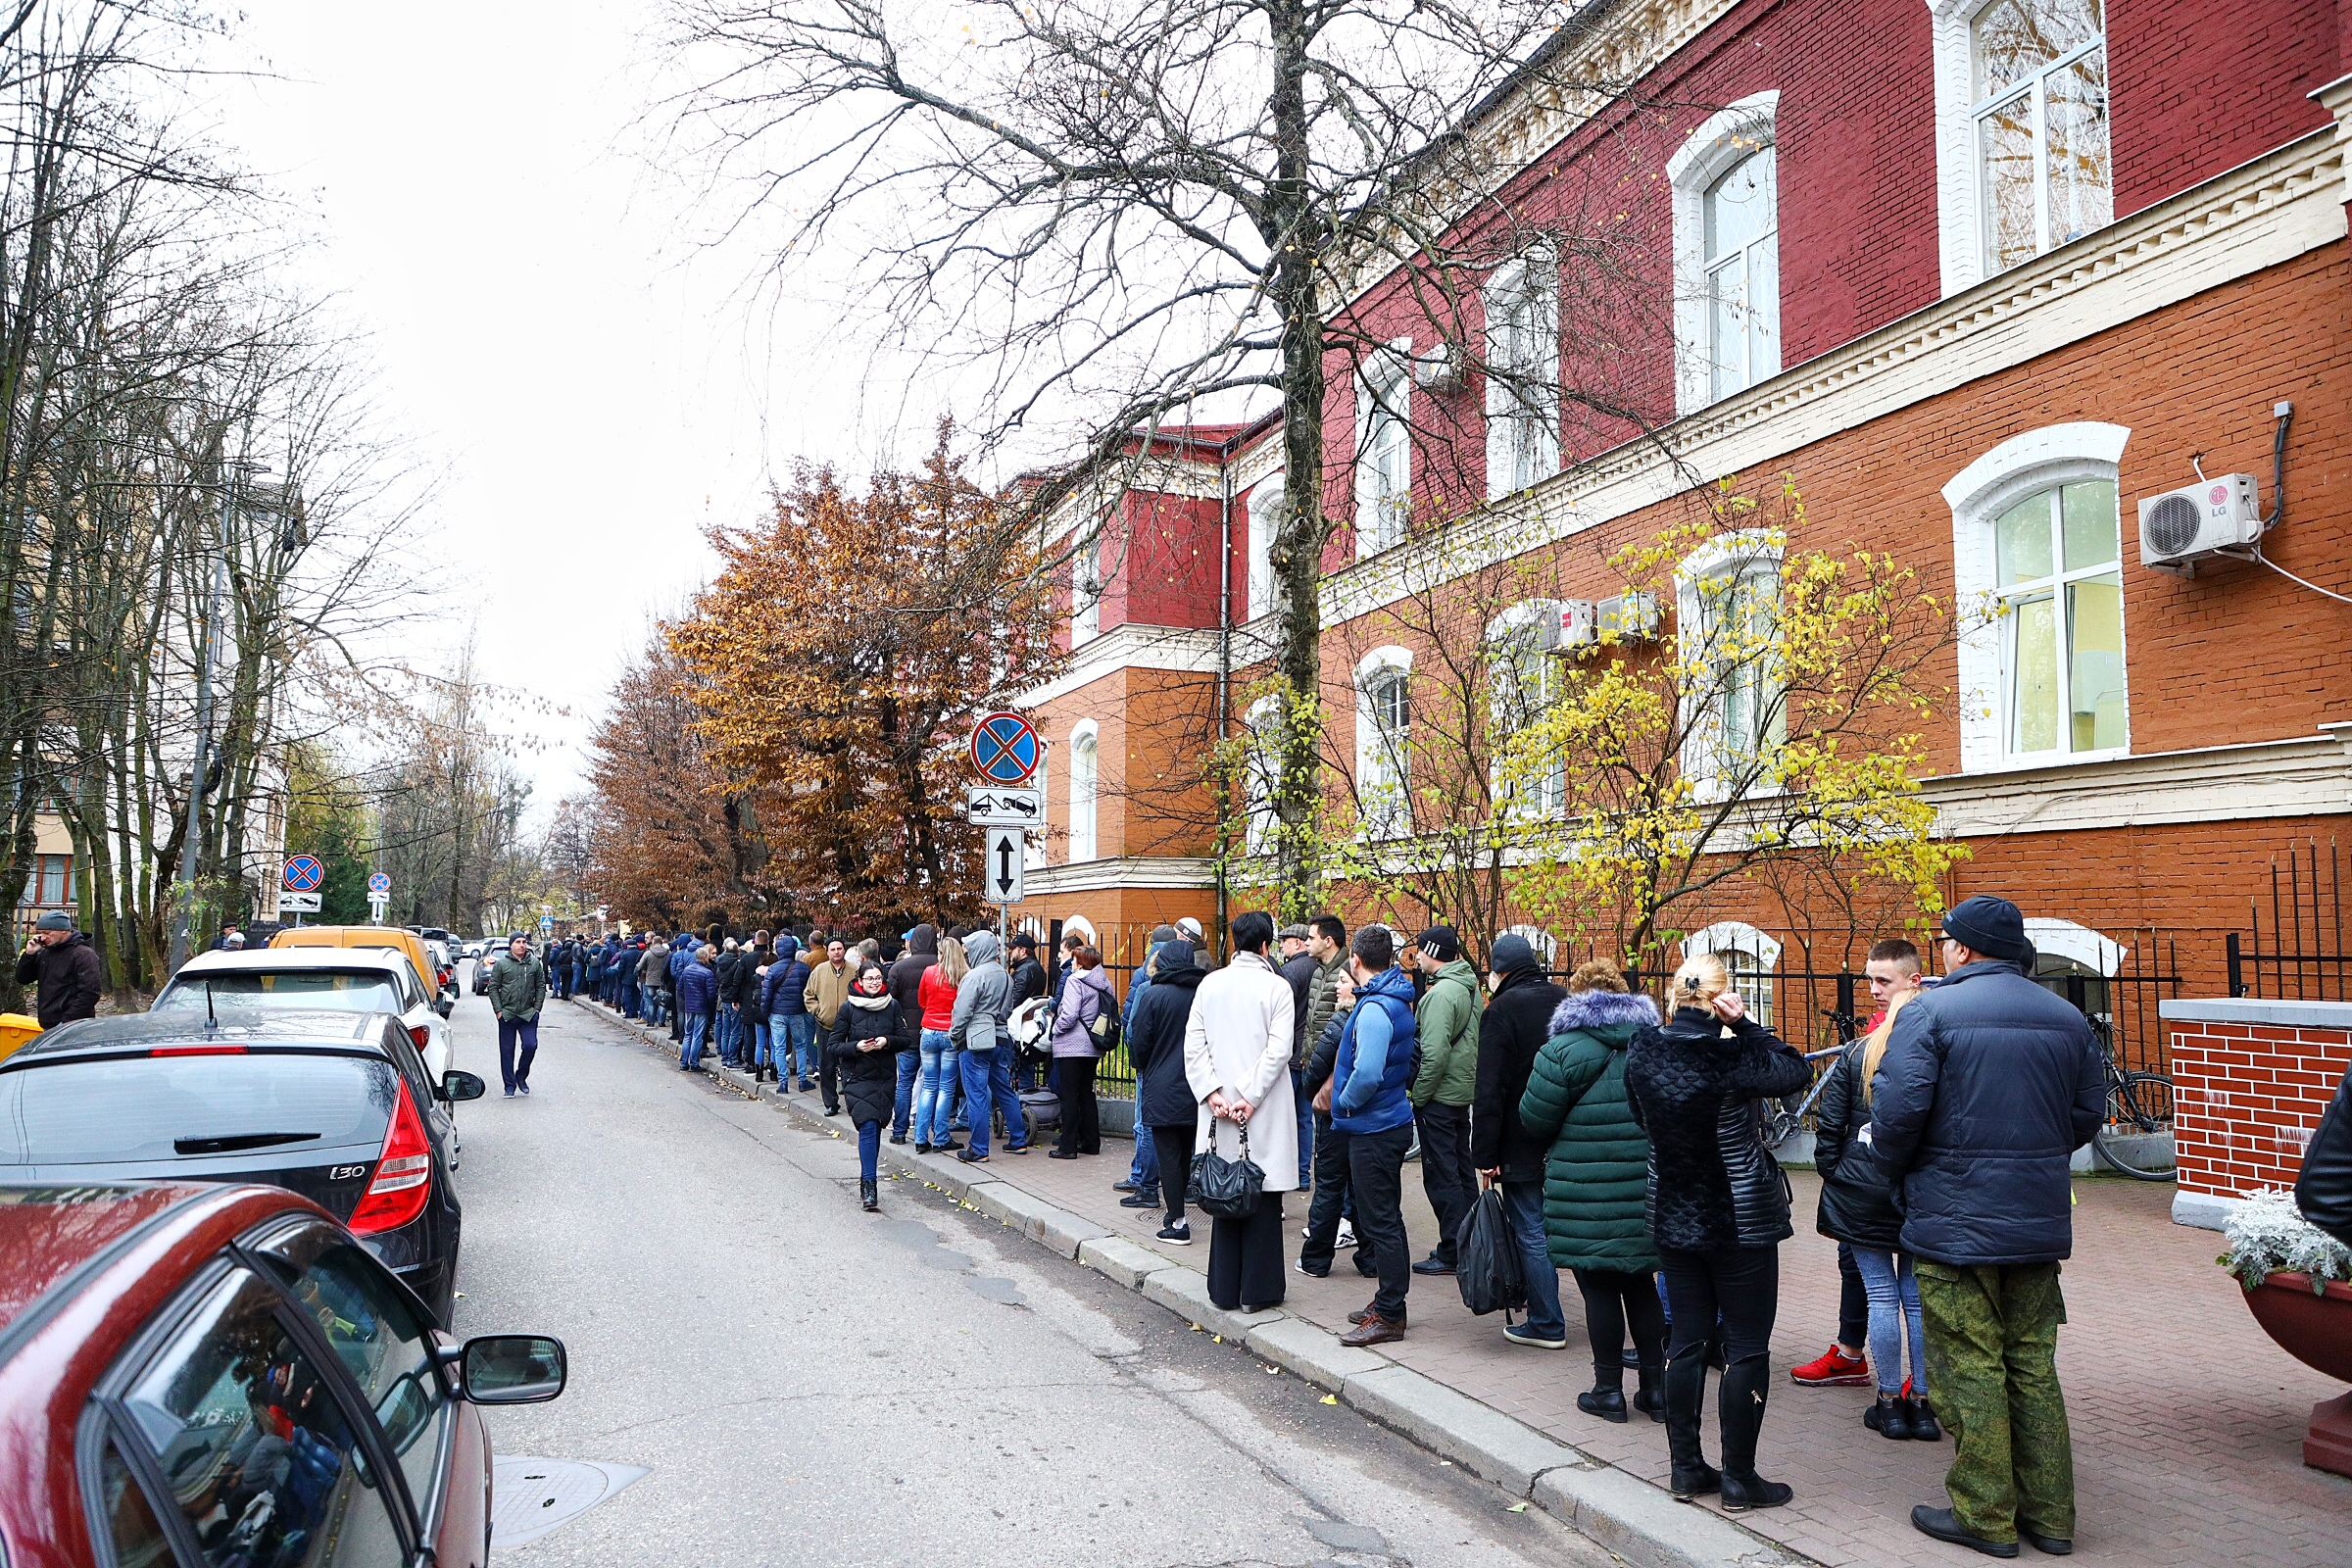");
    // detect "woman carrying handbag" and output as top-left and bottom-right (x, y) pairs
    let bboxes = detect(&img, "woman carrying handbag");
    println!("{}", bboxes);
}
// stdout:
(1181, 912), (1301, 1311)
